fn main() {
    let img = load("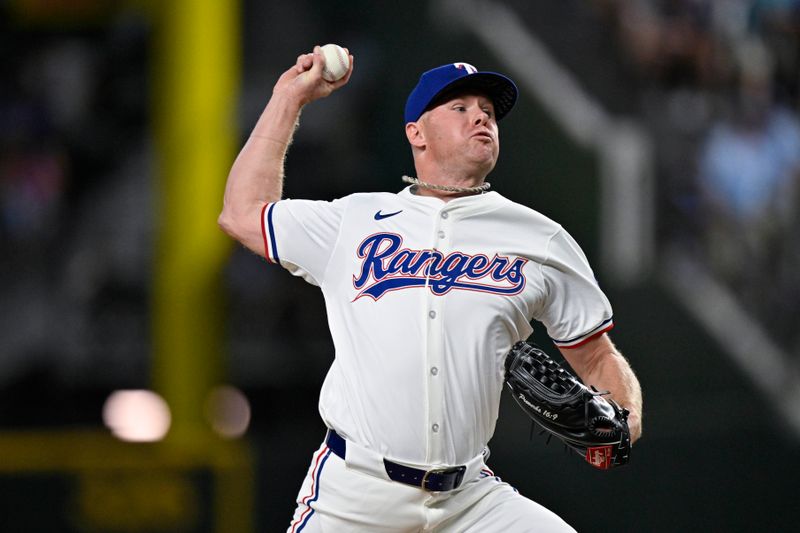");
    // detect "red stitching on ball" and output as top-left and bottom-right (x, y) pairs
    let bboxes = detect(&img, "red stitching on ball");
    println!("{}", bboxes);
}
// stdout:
(324, 46), (347, 81)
